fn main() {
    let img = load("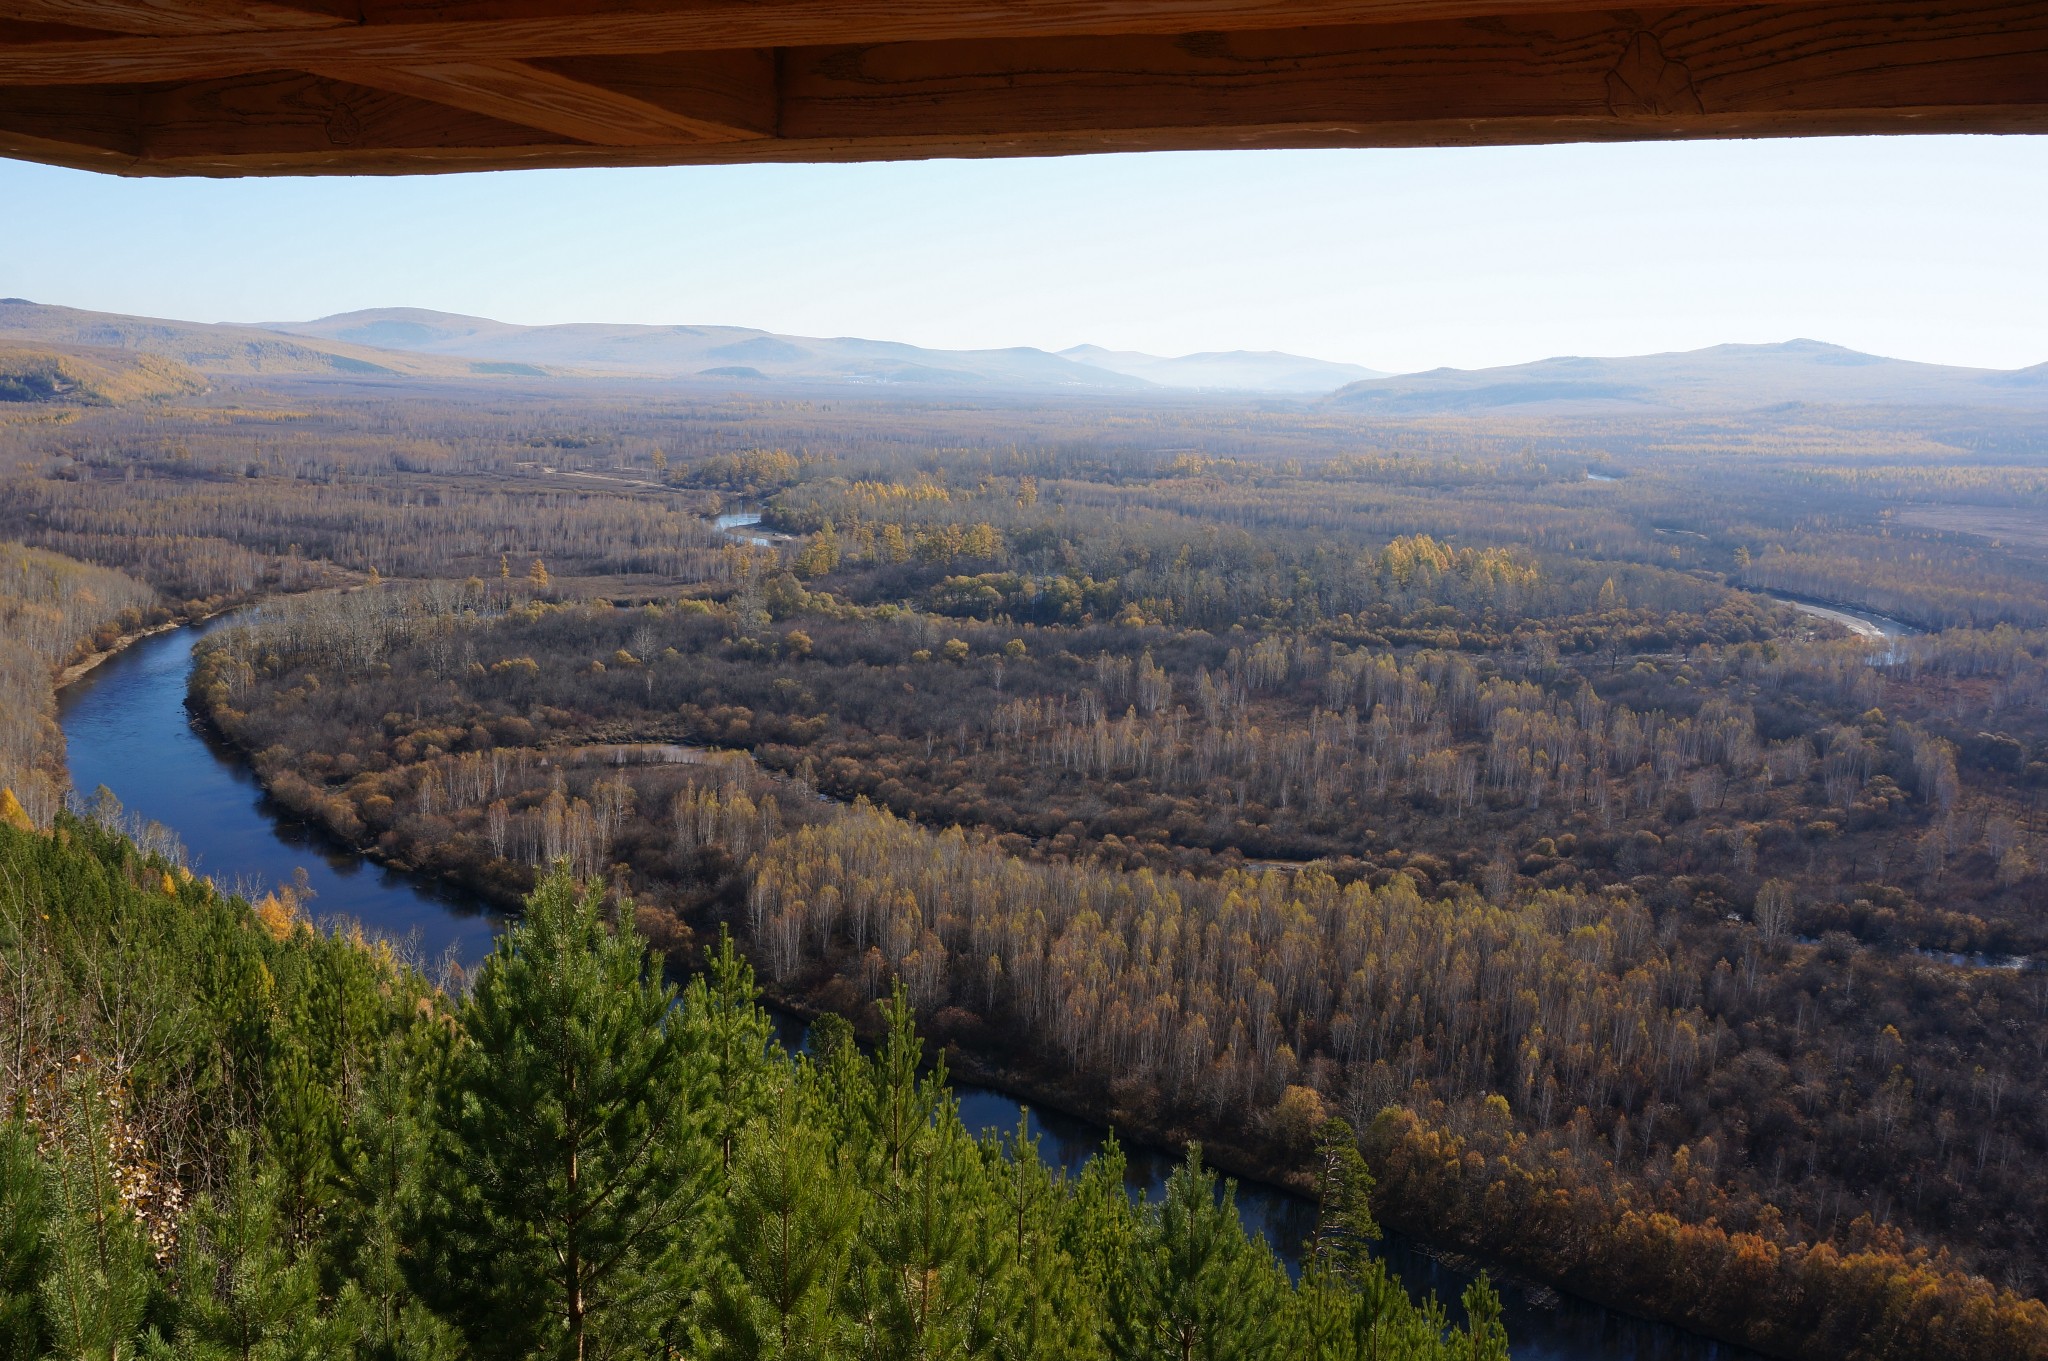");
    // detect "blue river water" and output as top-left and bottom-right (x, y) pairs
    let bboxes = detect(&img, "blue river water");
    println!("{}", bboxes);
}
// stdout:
(58, 619), (1765, 1361)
